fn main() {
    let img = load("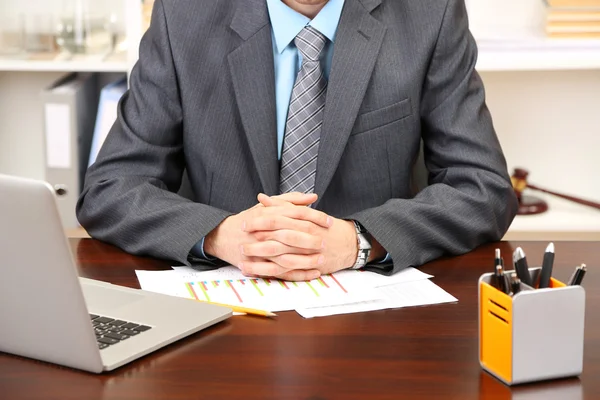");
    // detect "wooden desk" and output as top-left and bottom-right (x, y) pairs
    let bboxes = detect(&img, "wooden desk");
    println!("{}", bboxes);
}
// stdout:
(1, 240), (598, 399)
